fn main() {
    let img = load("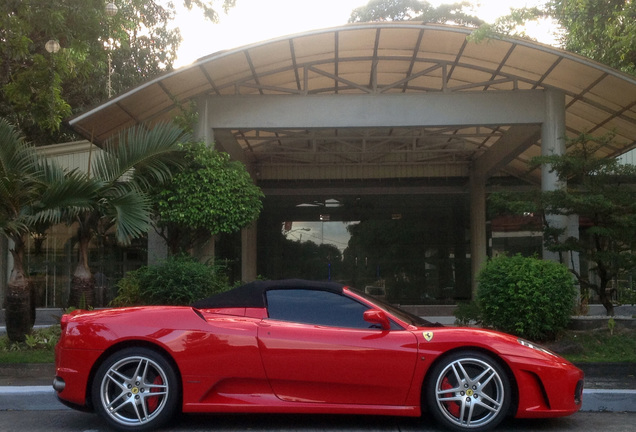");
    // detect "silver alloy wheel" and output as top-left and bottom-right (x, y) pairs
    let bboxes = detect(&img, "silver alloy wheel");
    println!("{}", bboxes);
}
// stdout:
(434, 356), (506, 429)
(98, 355), (170, 427)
